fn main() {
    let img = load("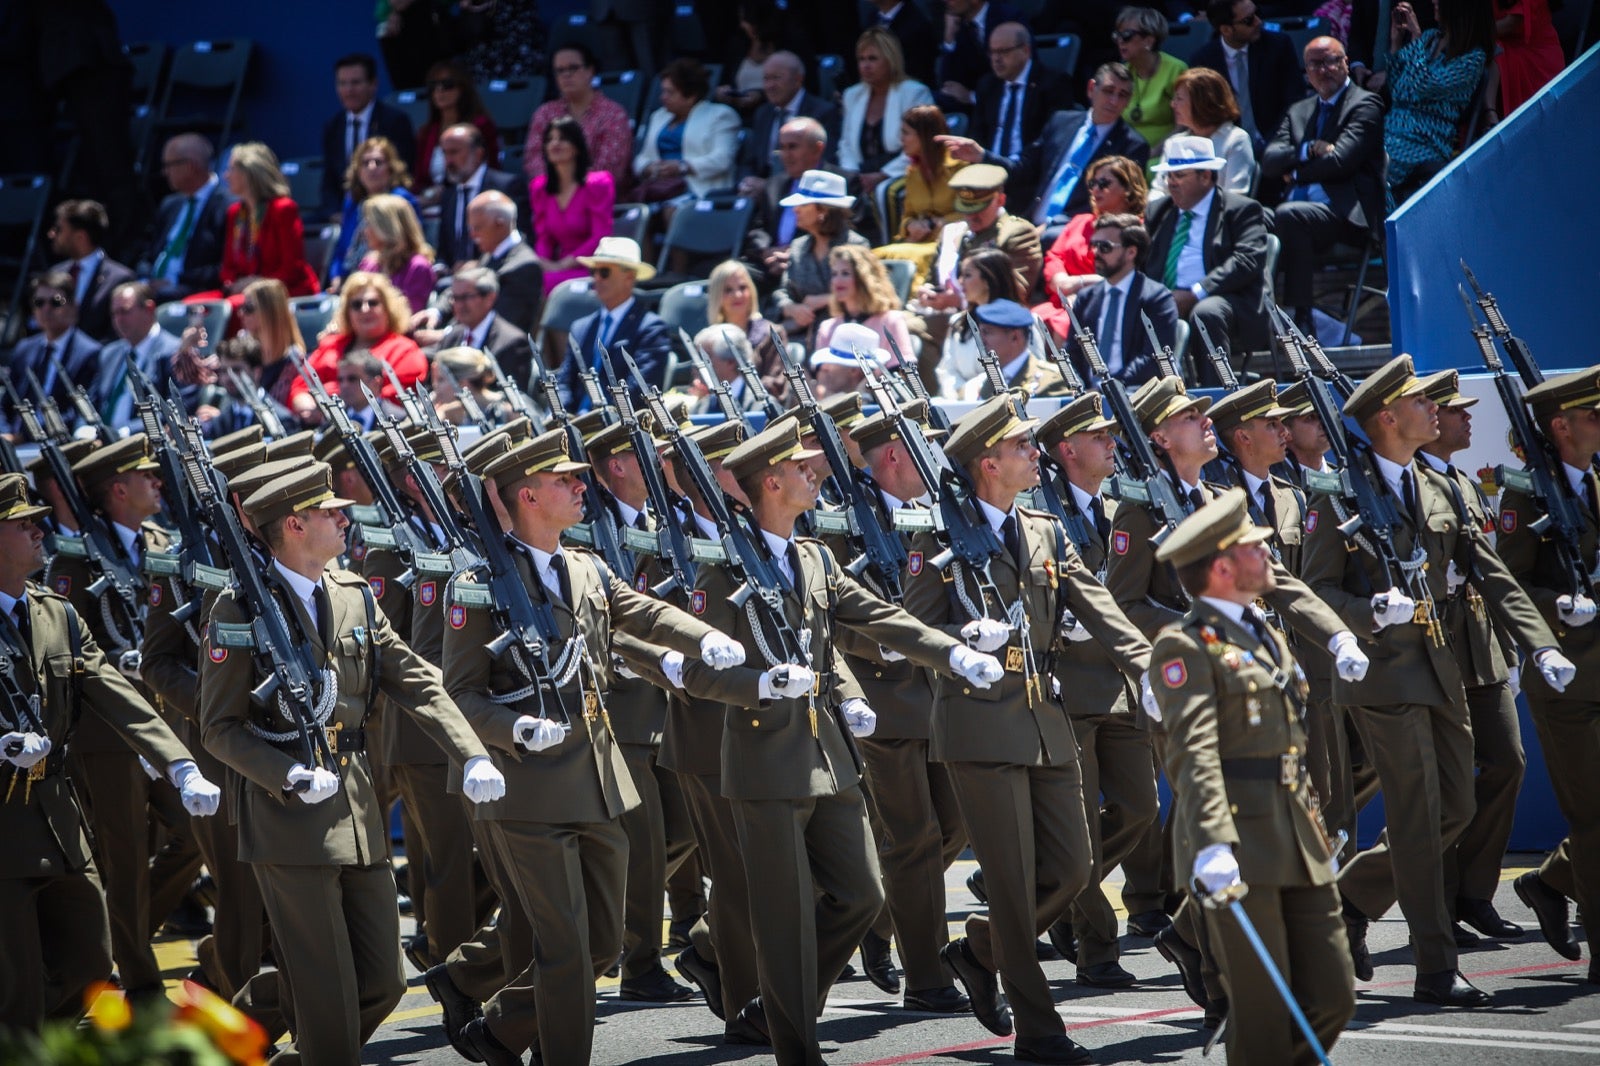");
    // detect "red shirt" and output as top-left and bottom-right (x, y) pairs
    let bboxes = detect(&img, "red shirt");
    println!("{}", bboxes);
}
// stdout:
(221, 197), (321, 296)
(288, 330), (427, 405)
